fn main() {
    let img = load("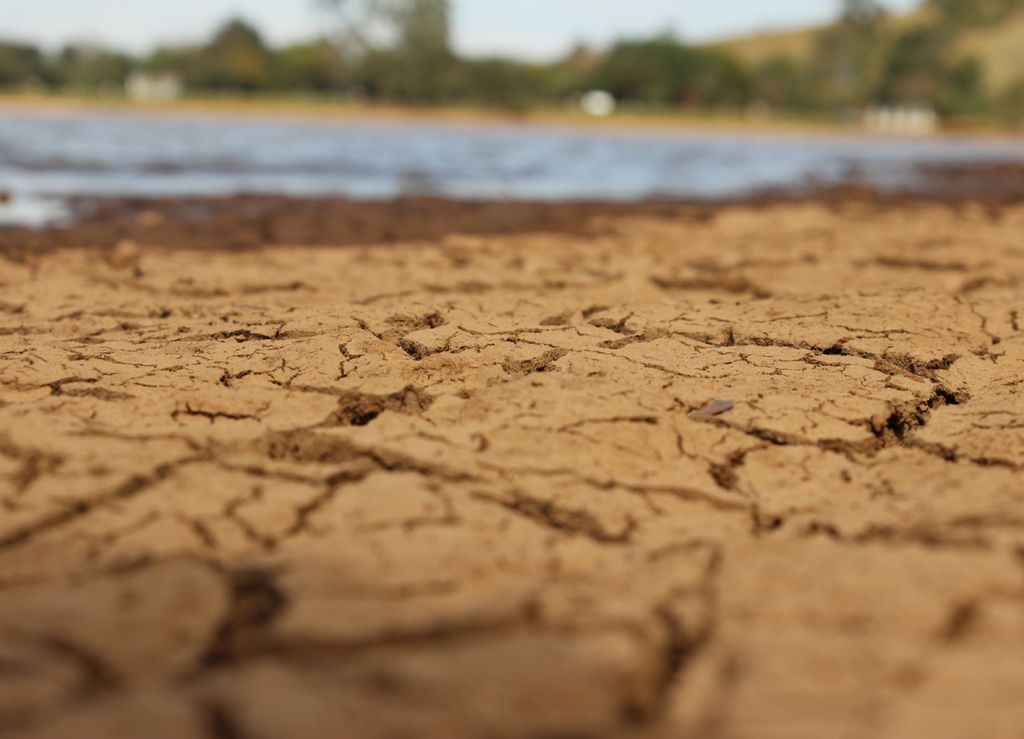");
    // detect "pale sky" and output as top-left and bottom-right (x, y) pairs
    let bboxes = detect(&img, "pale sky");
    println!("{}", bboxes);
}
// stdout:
(0, 0), (921, 59)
